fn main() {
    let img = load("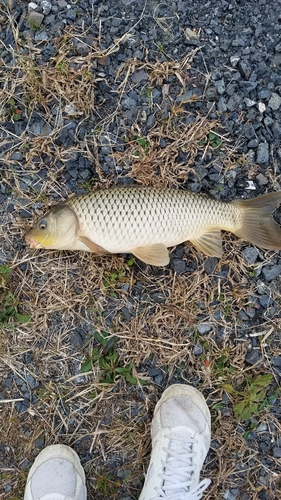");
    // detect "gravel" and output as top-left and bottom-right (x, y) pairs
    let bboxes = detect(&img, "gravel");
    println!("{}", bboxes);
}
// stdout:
(1, 0), (281, 499)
